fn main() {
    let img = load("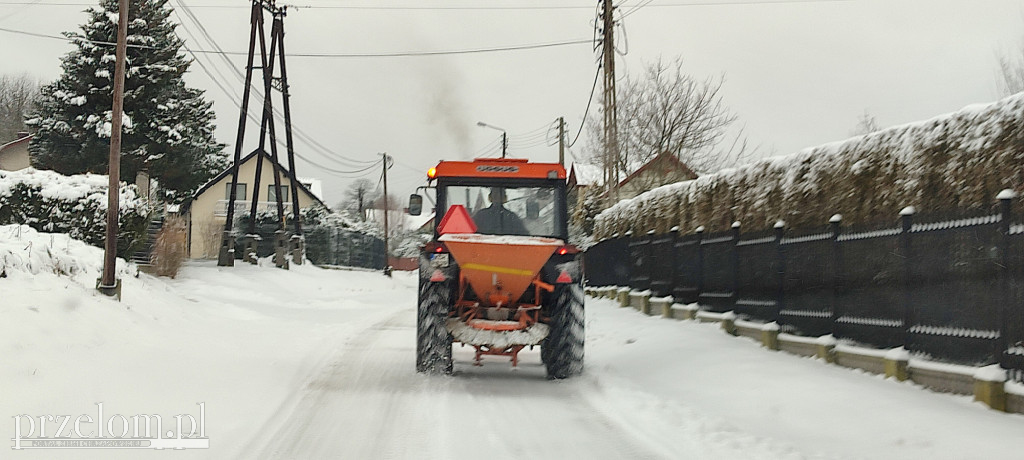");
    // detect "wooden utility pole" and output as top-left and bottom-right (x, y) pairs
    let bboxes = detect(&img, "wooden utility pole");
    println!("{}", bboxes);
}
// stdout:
(381, 153), (392, 276)
(600, 0), (619, 202)
(98, 0), (129, 299)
